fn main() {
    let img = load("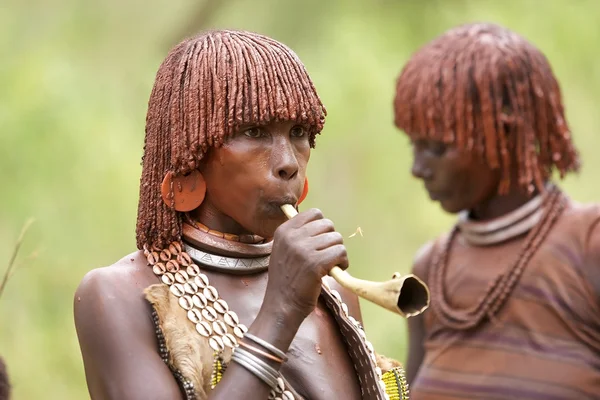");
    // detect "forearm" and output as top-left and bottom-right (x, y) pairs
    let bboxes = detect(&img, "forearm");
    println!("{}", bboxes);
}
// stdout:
(405, 315), (425, 385)
(209, 308), (302, 399)
(208, 366), (272, 399)
(405, 351), (423, 385)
